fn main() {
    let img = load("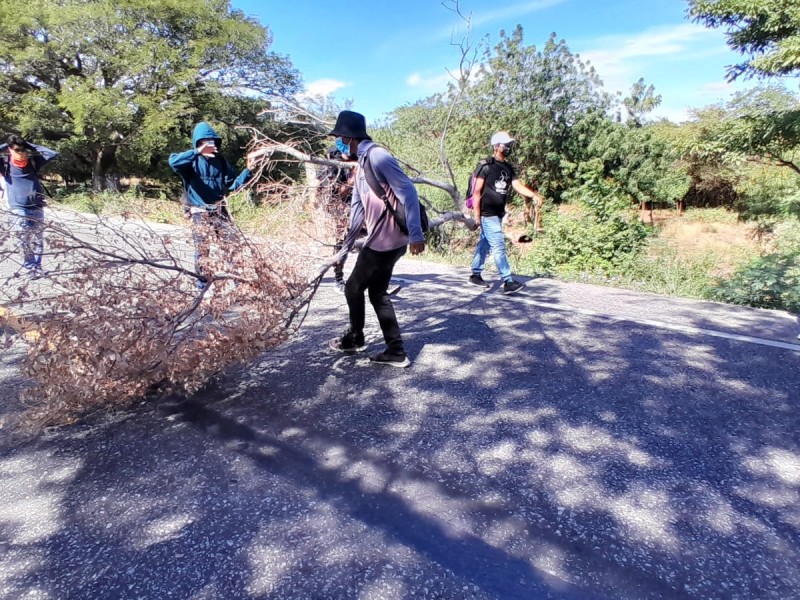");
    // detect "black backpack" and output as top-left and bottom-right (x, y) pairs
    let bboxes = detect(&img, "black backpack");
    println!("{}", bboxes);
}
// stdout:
(465, 156), (496, 209)
(360, 145), (429, 235)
